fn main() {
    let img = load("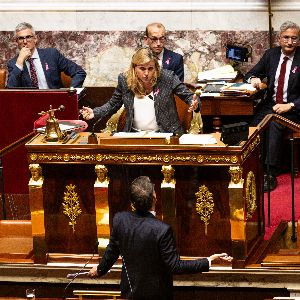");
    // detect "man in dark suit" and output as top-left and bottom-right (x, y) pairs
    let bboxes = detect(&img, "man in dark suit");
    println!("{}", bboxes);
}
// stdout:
(88, 176), (232, 300)
(244, 20), (300, 191)
(144, 22), (184, 81)
(7, 22), (86, 88)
